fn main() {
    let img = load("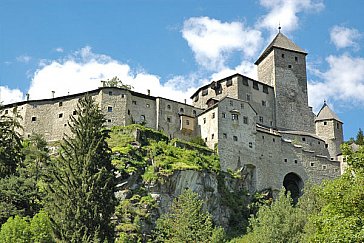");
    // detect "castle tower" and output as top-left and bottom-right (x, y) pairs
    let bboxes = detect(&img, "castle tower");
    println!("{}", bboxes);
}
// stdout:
(315, 102), (344, 161)
(255, 32), (315, 133)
